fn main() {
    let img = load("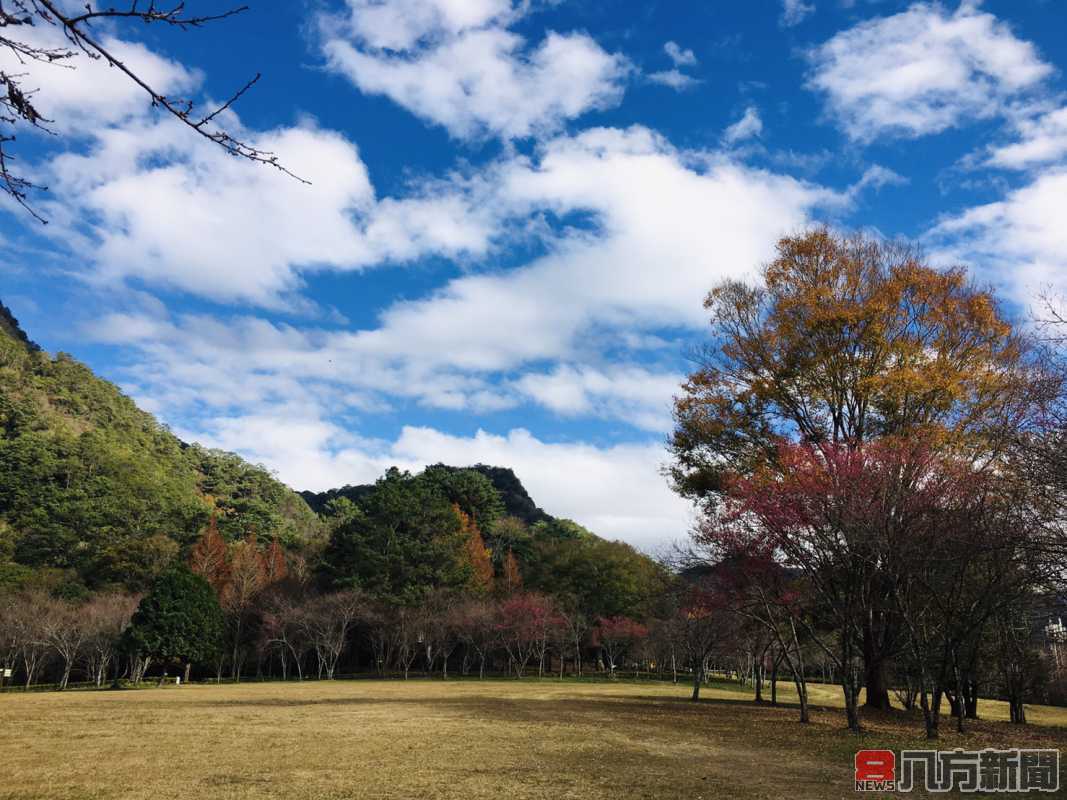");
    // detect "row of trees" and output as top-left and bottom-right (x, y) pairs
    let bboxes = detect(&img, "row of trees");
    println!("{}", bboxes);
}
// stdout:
(0, 592), (137, 689)
(0, 577), (653, 688)
(671, 229), (1067, 737)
